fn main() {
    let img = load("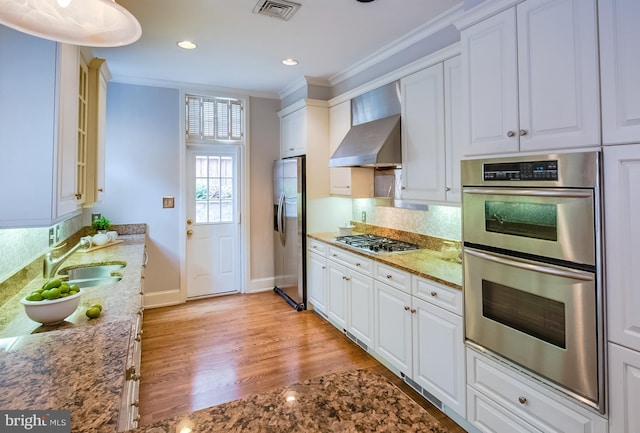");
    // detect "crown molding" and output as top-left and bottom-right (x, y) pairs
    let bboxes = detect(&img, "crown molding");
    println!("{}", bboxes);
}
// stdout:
(454, 0), (523, 31)
(328, 2), (465, 87)
(328, 42), (461, 107)
(109, 74), (279, 100)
